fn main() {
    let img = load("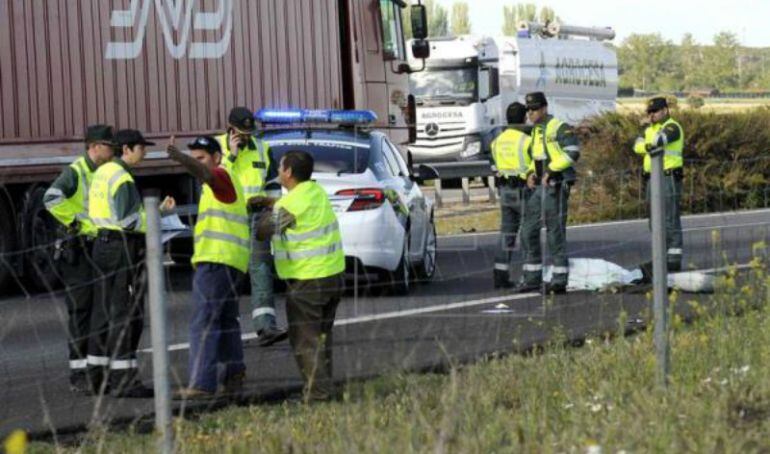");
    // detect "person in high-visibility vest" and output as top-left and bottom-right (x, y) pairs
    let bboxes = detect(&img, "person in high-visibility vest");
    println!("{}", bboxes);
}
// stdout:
(43, 124), (115, 394)
(217, 107), (287, 347)
(165, 136), (250, 400)
(255, 150), (345, 402)
(88, 129), (175, 398)
(634, 96), (685, 271)
(517, 92), (581, 295)
(489, 102), (533, 289)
